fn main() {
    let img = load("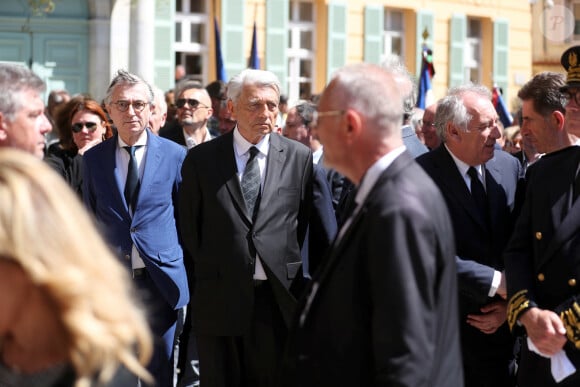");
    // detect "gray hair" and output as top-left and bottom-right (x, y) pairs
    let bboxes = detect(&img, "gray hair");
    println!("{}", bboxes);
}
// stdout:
(435, 83), (491, 142)
(227, 69), (281, 104)
(330, 63), (404, 135)
(174, 79), (204, 100)
(0, 64), (46, 121)
(381, 55), (417, 122)
(104, 69), (154, 105)
(294, 101), (317, 127)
